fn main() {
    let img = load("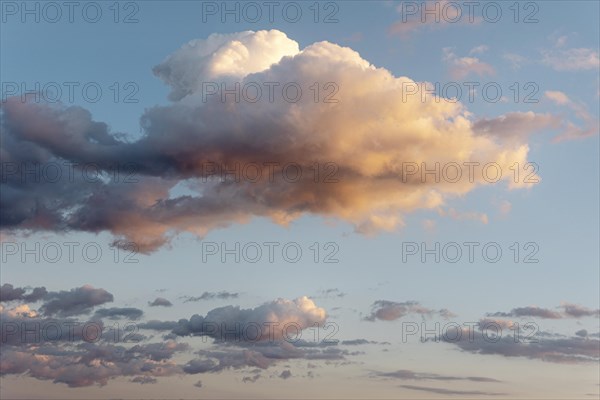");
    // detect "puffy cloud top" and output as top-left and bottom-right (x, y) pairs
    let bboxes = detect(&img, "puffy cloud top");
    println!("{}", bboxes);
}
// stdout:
(153, 30), (300, 100)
